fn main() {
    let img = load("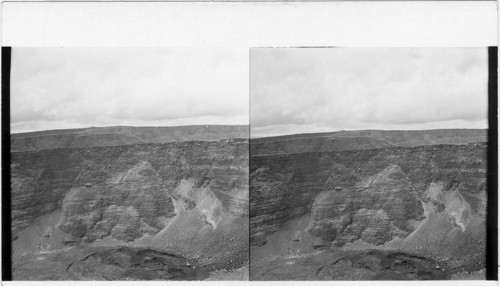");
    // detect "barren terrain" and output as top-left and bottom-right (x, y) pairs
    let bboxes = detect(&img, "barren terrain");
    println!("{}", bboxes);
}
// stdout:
(250, 129), (487, 280)
(11, 125), (249, 280)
